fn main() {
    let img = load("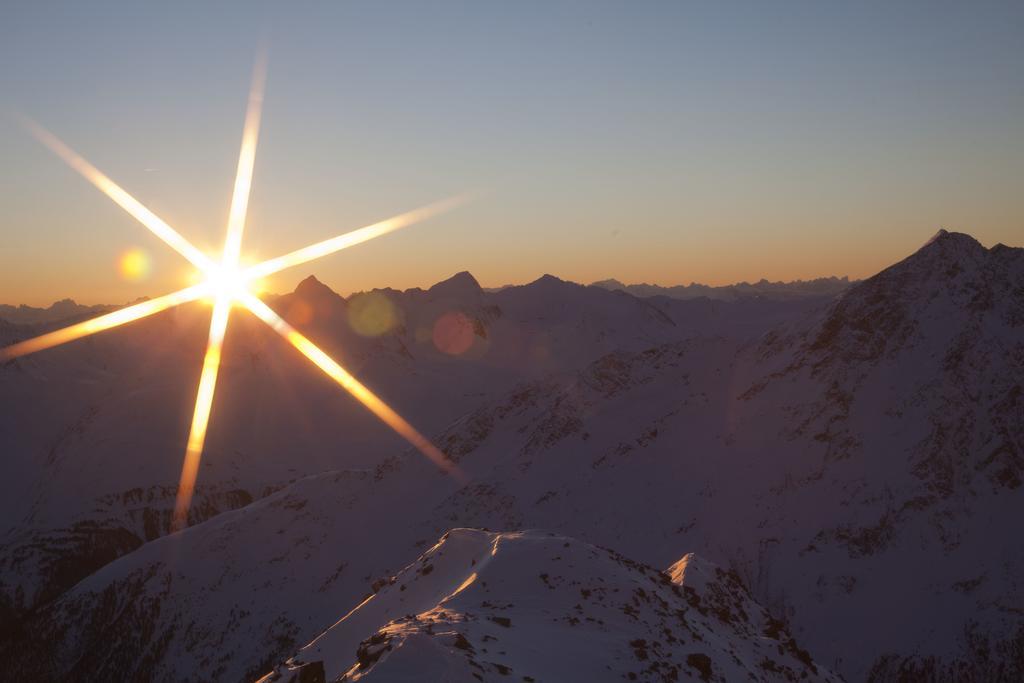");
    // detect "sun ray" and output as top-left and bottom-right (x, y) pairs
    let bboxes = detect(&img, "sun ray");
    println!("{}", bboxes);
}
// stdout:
(171, 295), (232, 530)
(222, 52), (267, 269)
(242, 194), (470, 281)
(17, 56), (471, 529)
(21, 117), (216, 273)
(172, 57), (268, 530)
(0, 283), (209, 361)
(239, 292), (465, 481)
